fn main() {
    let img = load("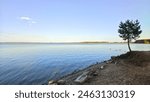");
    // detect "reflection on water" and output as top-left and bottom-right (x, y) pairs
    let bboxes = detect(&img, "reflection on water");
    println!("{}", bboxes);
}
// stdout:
(0, 43), (149, 84)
